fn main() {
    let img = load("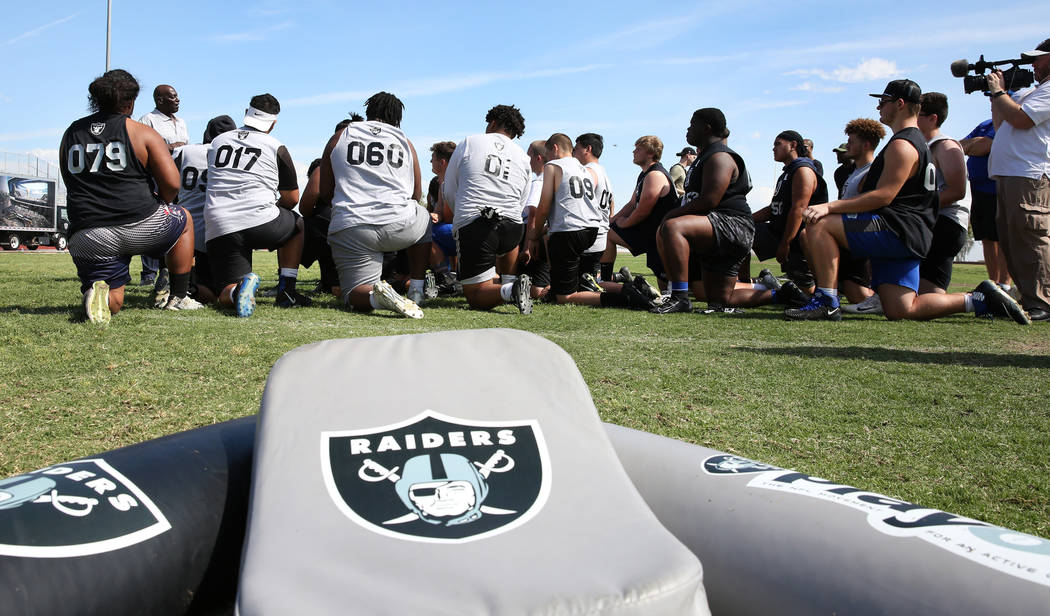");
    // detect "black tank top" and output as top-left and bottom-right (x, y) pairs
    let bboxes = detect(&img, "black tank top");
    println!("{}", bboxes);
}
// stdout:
(684, 142), (752, 216)
(632, 162), (679, 220)
(861, 126), (937, 258)
(769, 157), (828, 237)
(60, 112), (158, 236)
